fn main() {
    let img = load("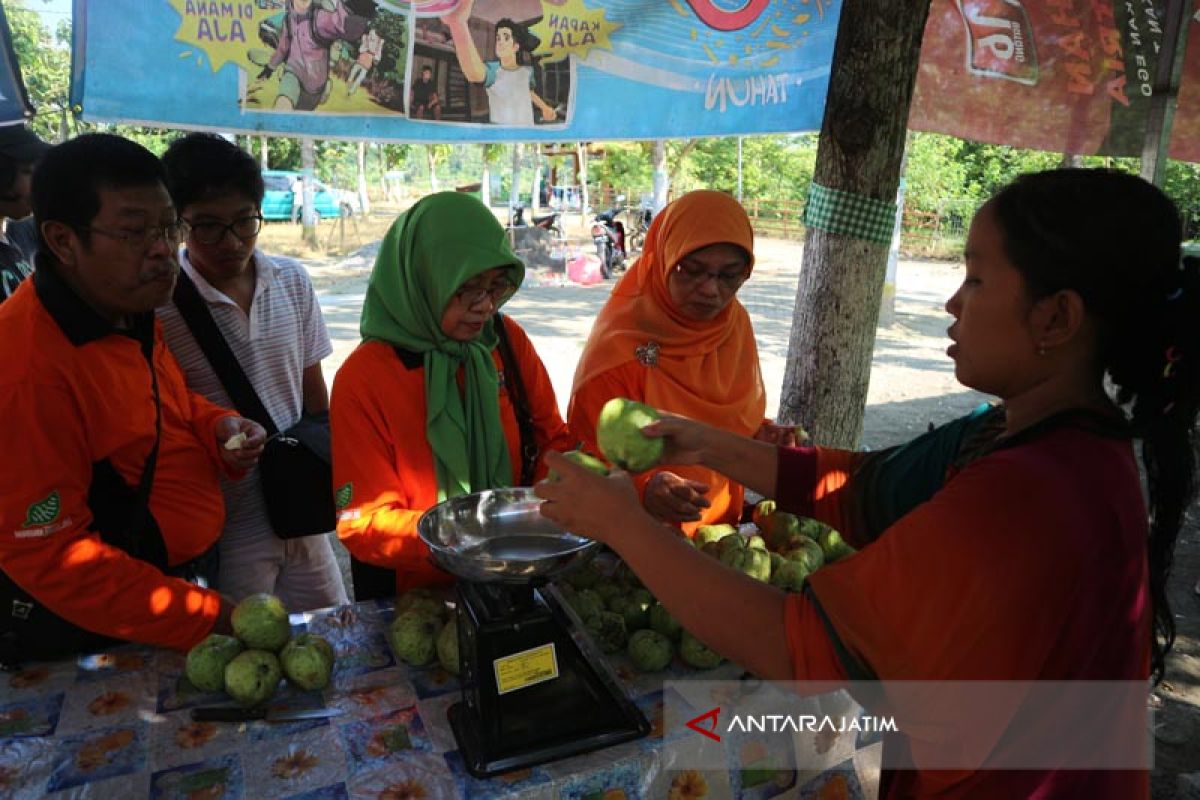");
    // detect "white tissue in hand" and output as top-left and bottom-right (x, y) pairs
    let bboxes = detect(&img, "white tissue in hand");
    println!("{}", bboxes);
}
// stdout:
(224, 432), (248, 451)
